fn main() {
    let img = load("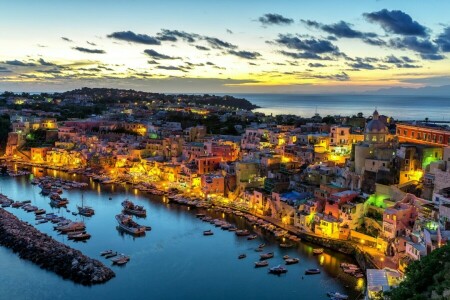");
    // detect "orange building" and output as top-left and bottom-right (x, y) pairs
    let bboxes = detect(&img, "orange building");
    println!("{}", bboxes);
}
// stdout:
(396, 123), (450, 147)
(195, 156), (221, 175)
